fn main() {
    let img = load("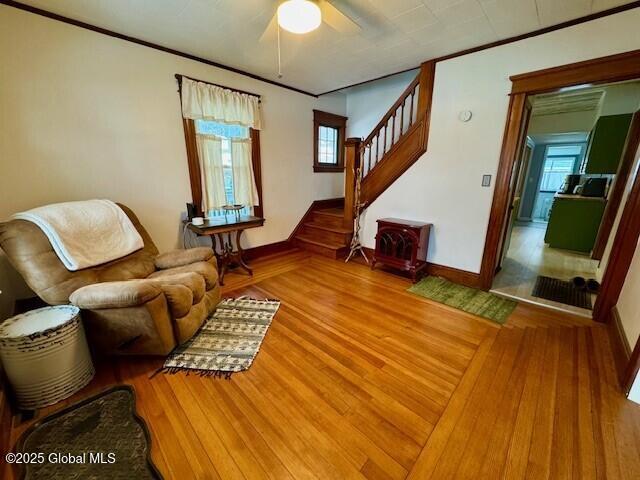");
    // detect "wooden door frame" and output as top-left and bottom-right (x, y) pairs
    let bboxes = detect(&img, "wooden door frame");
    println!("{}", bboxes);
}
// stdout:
(479, 50), (640, 324)
(495, 101), (533, 272)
